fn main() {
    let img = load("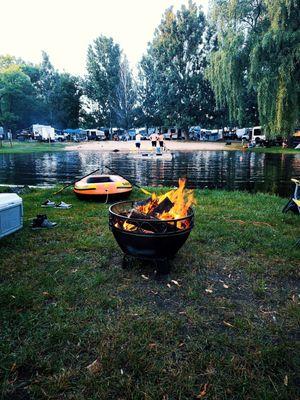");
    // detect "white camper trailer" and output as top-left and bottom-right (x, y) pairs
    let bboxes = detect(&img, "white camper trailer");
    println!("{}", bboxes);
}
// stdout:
(32, 124), (55, 142)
